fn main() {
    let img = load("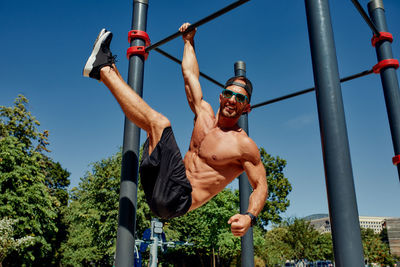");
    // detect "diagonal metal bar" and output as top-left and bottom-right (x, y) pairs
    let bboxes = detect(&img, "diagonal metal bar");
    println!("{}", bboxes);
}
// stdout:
(250, 69), (374, 109)
(155, 47), (225, 88)
(351, 0), (380, 36)
(146, 0), (250, 52)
